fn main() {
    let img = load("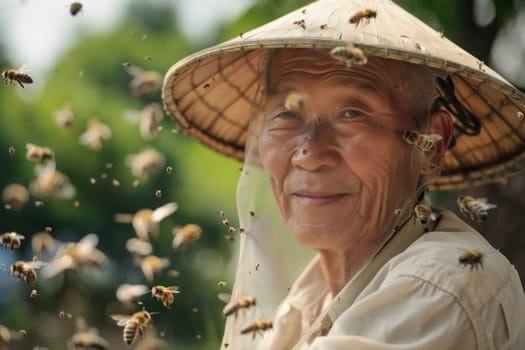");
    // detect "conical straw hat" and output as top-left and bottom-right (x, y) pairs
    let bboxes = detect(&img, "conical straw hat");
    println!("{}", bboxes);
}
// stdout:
(162, 0), (525, 190)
